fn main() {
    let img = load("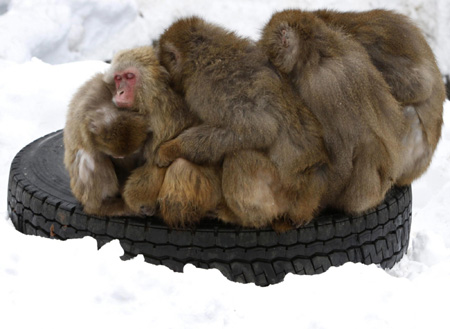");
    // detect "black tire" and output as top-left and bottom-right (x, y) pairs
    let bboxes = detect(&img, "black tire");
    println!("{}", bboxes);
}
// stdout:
(7, 130), (412, 286)
(445, 75), (450, 99)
